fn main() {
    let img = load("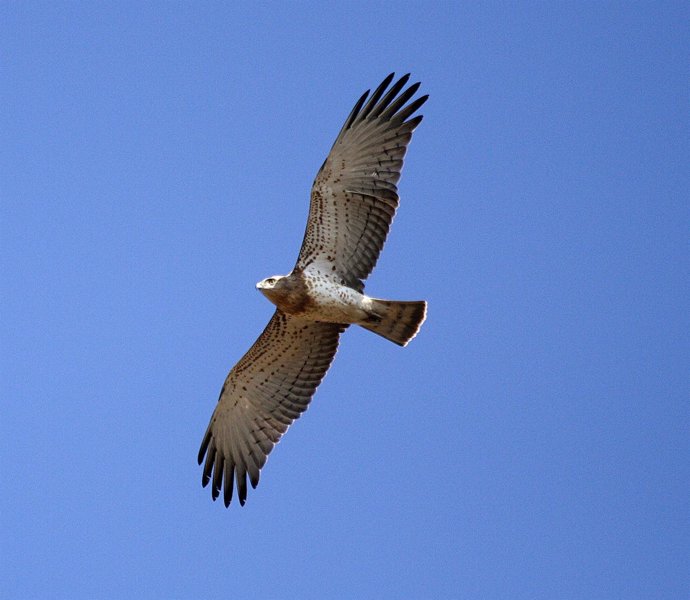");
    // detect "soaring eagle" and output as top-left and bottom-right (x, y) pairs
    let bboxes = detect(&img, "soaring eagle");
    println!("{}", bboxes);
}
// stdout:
(198, 73), (428, 506)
